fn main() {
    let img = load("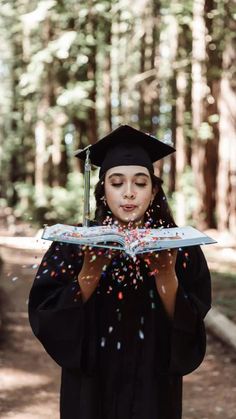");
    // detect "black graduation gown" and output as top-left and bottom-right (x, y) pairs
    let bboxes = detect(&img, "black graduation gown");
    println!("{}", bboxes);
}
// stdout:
(28, 242), (211, 419)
